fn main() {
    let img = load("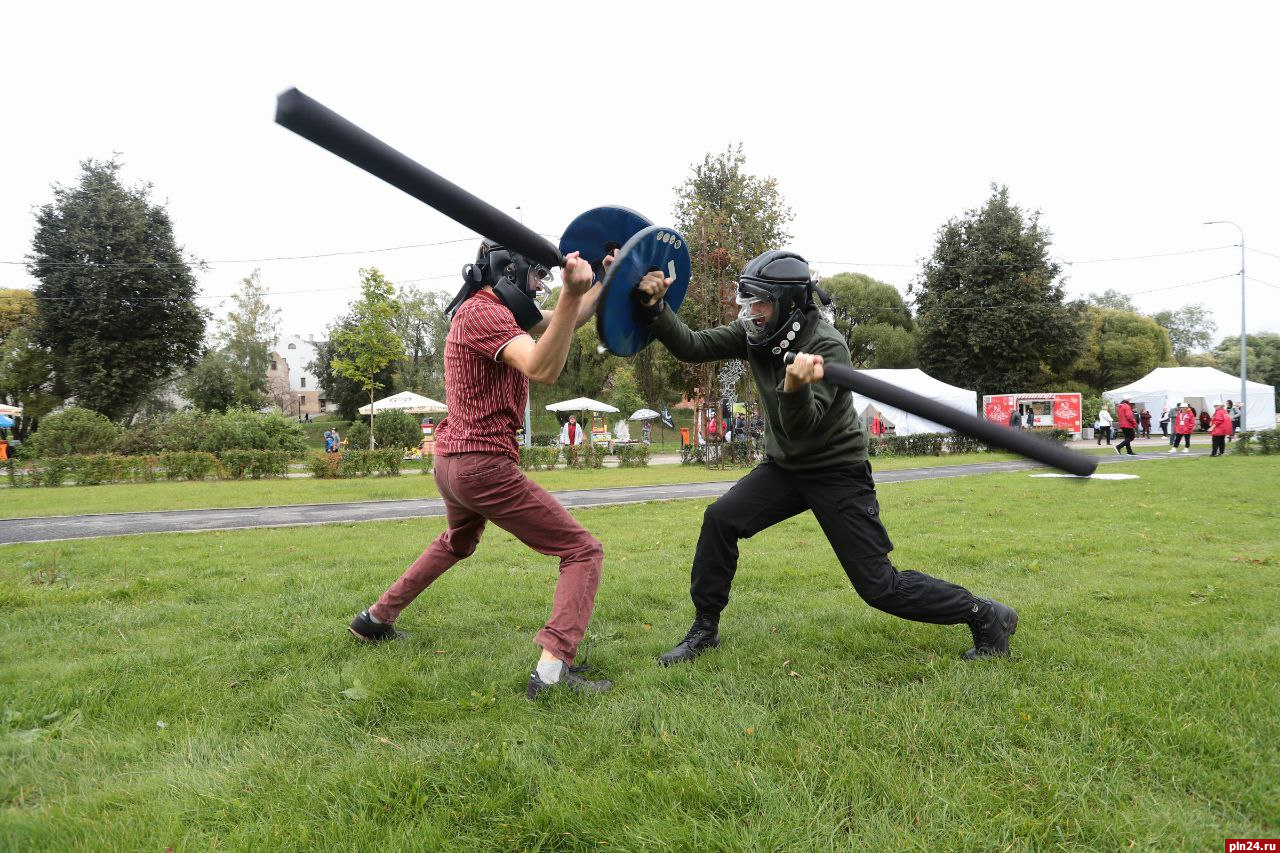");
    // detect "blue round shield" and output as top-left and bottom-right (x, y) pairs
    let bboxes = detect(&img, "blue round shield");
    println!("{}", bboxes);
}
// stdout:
(596, 224), (692, 356)
(559, 206), (652, 274)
